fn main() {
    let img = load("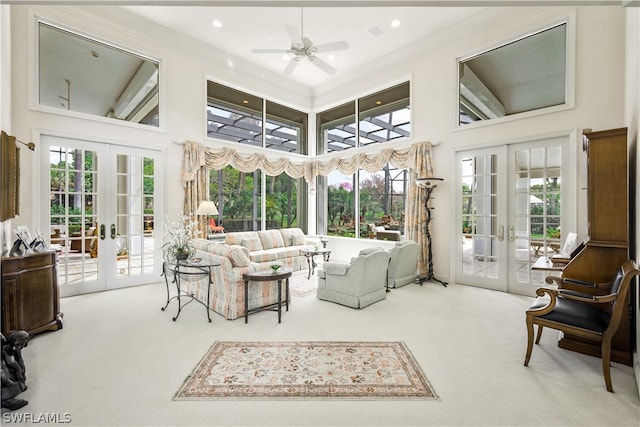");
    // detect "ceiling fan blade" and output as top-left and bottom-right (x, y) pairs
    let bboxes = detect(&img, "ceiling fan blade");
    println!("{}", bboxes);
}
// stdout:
(284, 25), (303, 46)
(283, 57), (301, 76)
(251, 48), (291, 54)
(308, 56), (336, 75)
(302, 37), (313, 48)
(313, 41), (349, 53)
